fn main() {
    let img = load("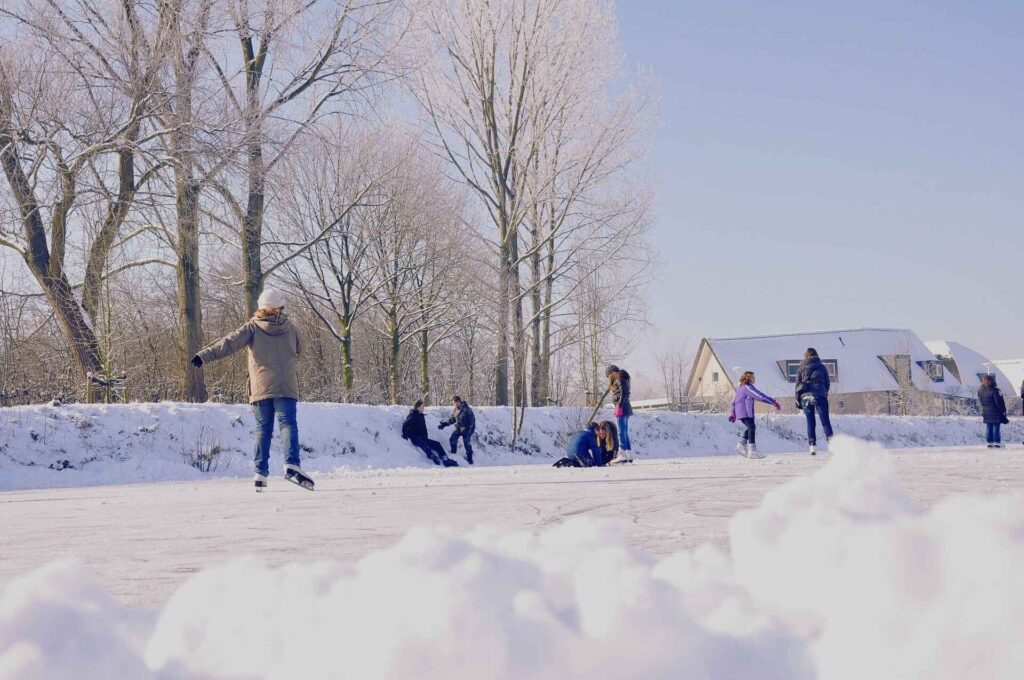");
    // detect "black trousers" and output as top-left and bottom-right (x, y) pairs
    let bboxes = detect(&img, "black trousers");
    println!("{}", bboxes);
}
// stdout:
(449, 429), (474, 456)
(411, 436), (446, 462)
(740, 417), (756, 444)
